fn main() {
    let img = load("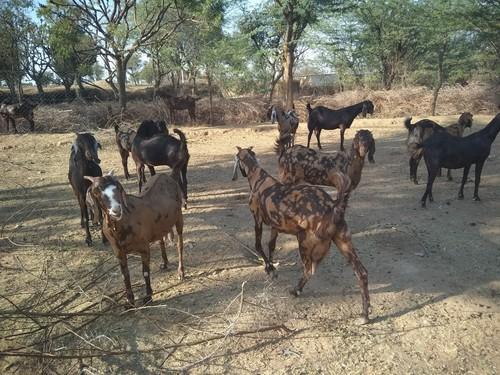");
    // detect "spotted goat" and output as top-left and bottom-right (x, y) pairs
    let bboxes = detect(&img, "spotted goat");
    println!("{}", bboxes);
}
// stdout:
(85, 172), (185, 306)
(275, 129), (375, 192)
(232, 147), (371, 324)
(405, 112), (473, 184)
